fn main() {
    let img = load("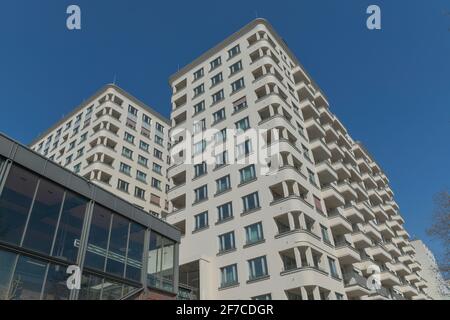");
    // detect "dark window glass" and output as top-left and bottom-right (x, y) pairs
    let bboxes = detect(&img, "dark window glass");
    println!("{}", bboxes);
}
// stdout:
(42, 263), (70, 300)
(0, 165), (39, 245)
(147, 232), (175, 291)
(126, 223), (145, 282)
(9, 255), (47, 300)
(100, 278), (125, 300)
(147, 232), (162, 288)
(105, 215), (129, 277)
(84, 205), (112, 271)
(52, 191), (87, 262)
(0, 249), (17, 300)
(78, 272), (103, 300)
(22, 179), (65, 254)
